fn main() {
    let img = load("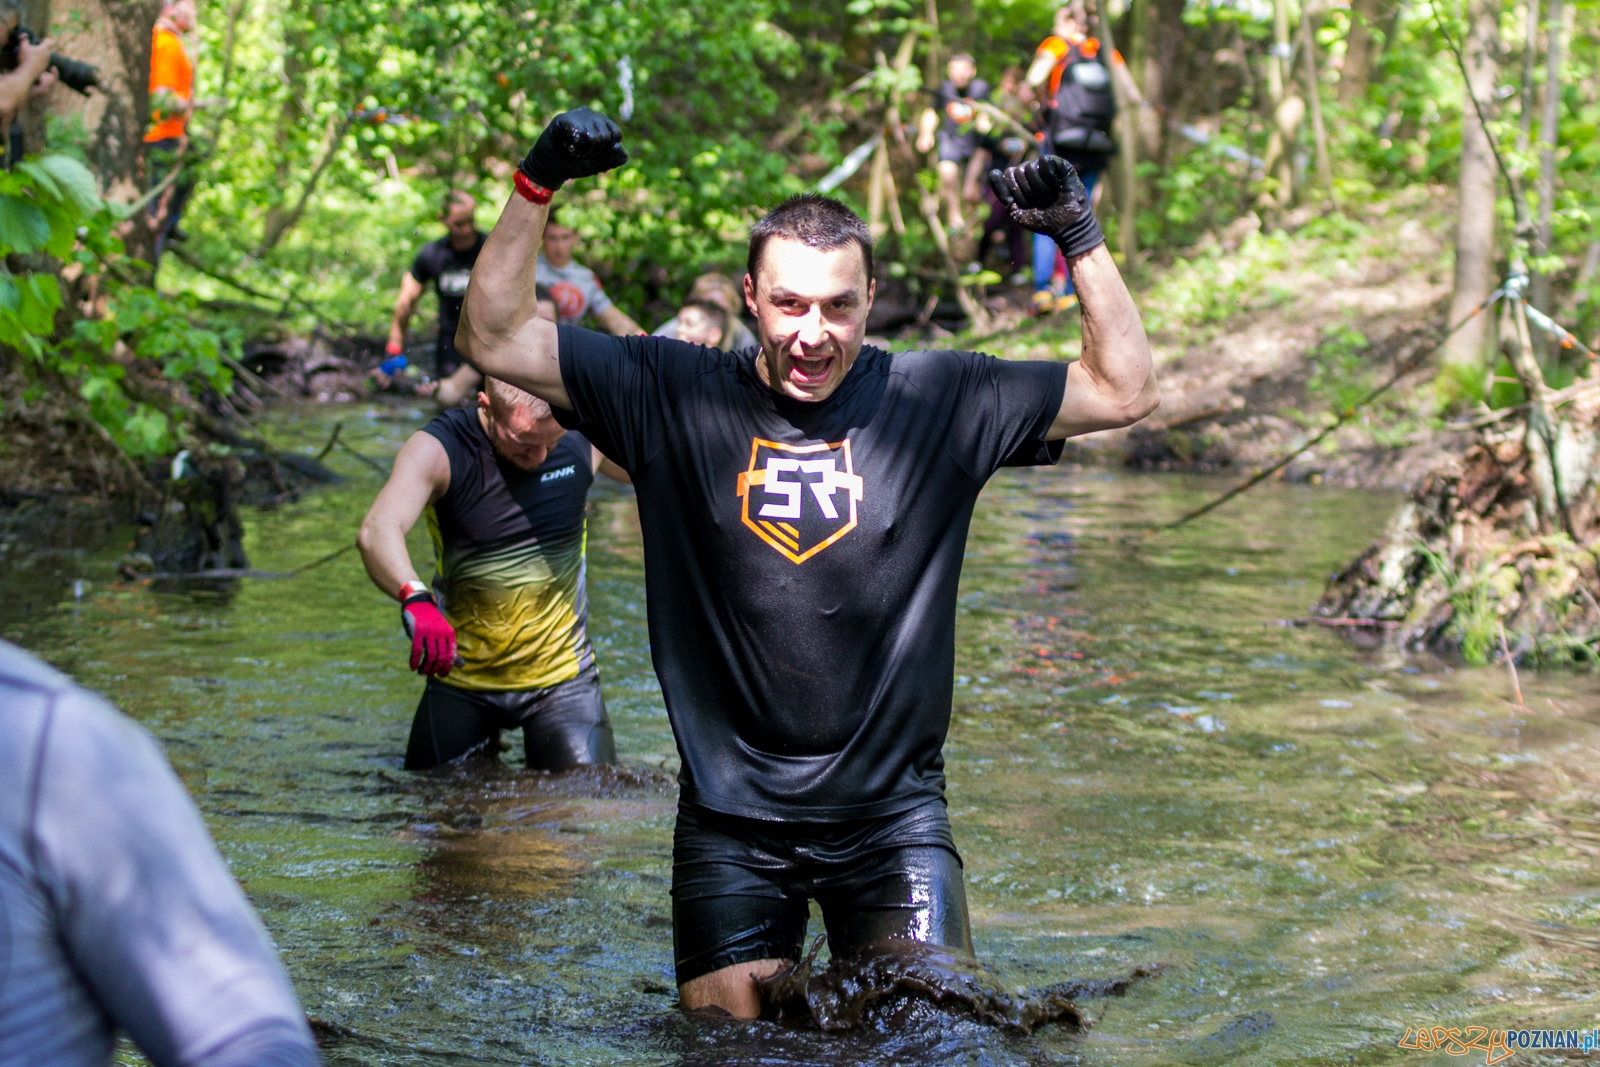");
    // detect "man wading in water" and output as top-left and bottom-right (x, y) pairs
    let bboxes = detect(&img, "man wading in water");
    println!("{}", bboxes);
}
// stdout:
(358, 376), (629, 770)
(458, 109), (1157, 1017)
